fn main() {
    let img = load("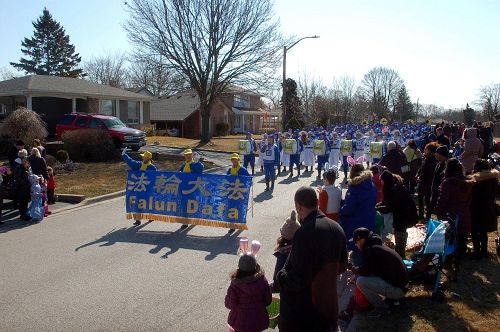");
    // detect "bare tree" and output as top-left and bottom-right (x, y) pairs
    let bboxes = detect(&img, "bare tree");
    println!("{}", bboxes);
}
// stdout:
(359, 67), (404, 120)
(297, 72), (323, 126)
(0, 67), (21, 80)
(333, 75), (357, 122)
(477, 83), (500, 121)
(125, 0), (283, 142)
(84, 53), (129, 88)
(128, 52), (186, 96)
